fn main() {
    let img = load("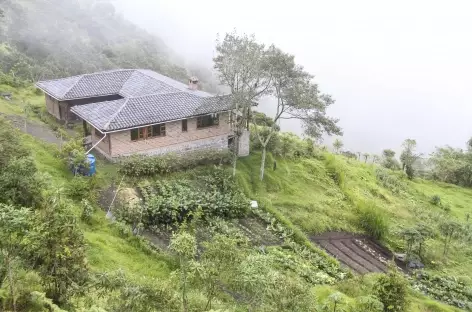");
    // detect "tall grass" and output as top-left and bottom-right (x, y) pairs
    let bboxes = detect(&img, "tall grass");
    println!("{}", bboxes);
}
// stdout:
(357, 200), (389, 240)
